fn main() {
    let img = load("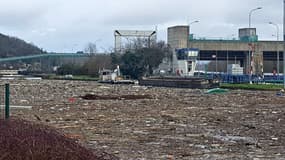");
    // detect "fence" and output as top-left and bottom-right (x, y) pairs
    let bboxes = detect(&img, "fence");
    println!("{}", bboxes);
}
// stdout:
(205, 73), (285, 84)
(0, 84), (10, 119)
(0, 83), (41, 120)
(0, 80), (80, 121)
